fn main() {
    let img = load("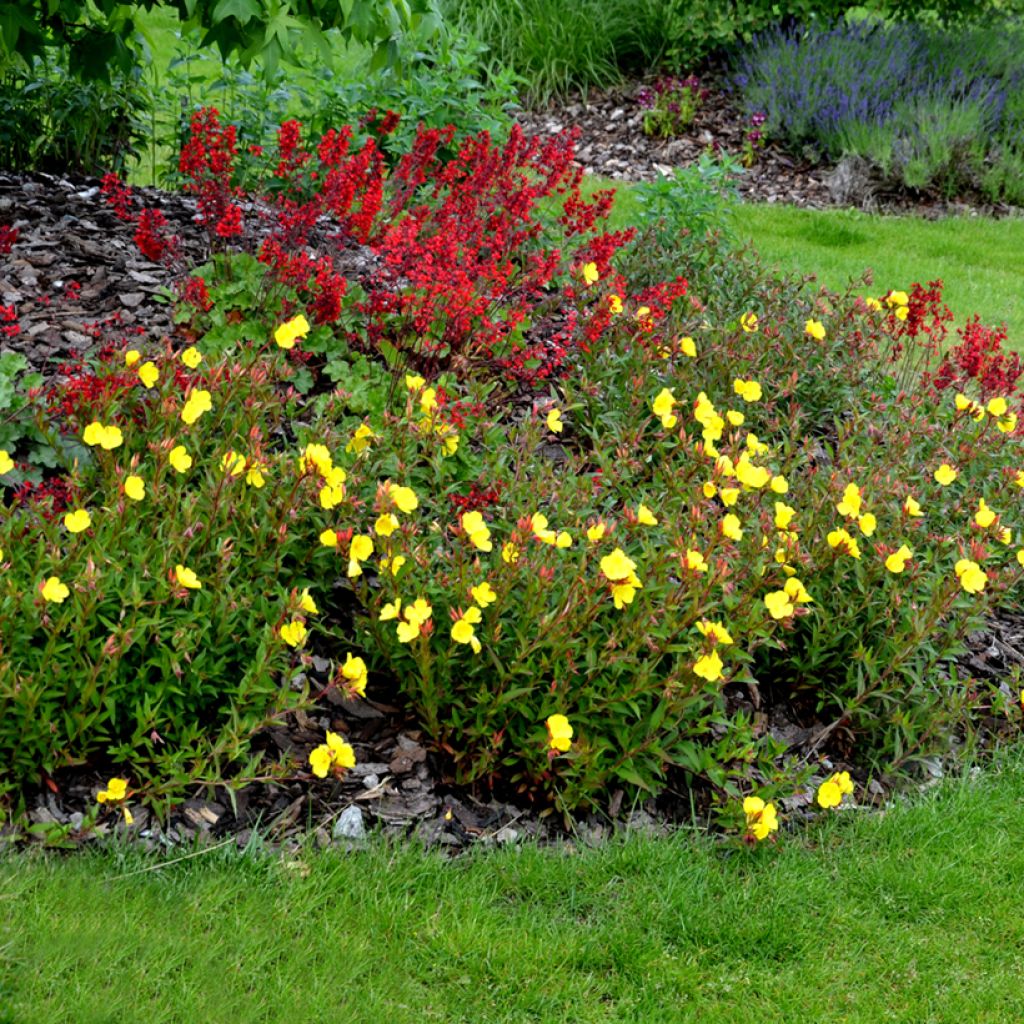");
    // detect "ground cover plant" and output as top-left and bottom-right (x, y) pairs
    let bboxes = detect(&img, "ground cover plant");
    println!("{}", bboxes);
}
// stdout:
(733, 18), (1024, 204)
(2, 104), (1024, 836)
(3, 754), (1024, 1023)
